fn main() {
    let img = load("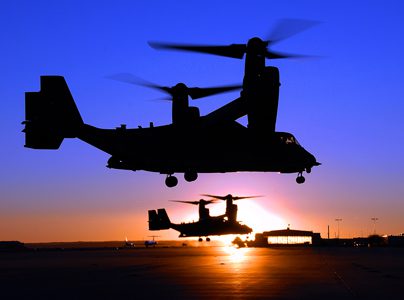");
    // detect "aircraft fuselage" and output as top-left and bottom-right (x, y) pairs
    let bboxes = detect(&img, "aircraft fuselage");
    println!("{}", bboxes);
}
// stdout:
(77, 121), (317, 176)
(171, 219), (252, 238)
